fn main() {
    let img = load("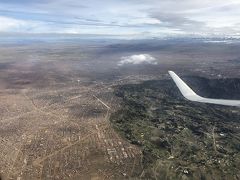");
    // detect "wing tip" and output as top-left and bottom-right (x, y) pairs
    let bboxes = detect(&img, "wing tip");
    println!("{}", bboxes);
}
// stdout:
(168, 70), (174, 74)
(167, 70), (240, 107)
